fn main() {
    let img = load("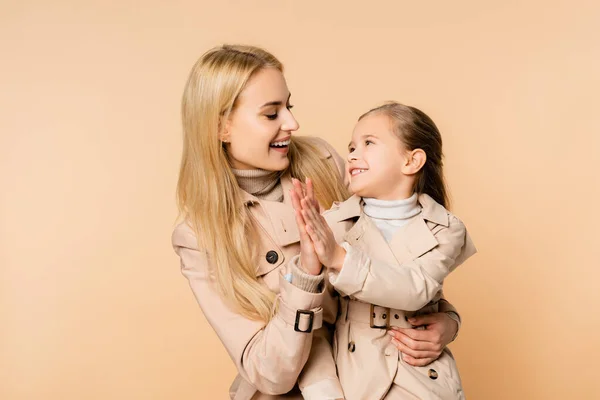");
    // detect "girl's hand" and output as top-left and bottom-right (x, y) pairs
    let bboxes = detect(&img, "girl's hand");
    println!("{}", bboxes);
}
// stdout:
(290, 179), (322, 275)
(297, 183), (346, 270)
(387, 313), (458, 367)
